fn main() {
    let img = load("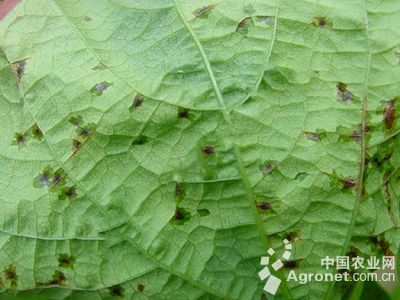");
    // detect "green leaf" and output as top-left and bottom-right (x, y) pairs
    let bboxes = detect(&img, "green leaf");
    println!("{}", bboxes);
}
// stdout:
(0, 0), (399, 299)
